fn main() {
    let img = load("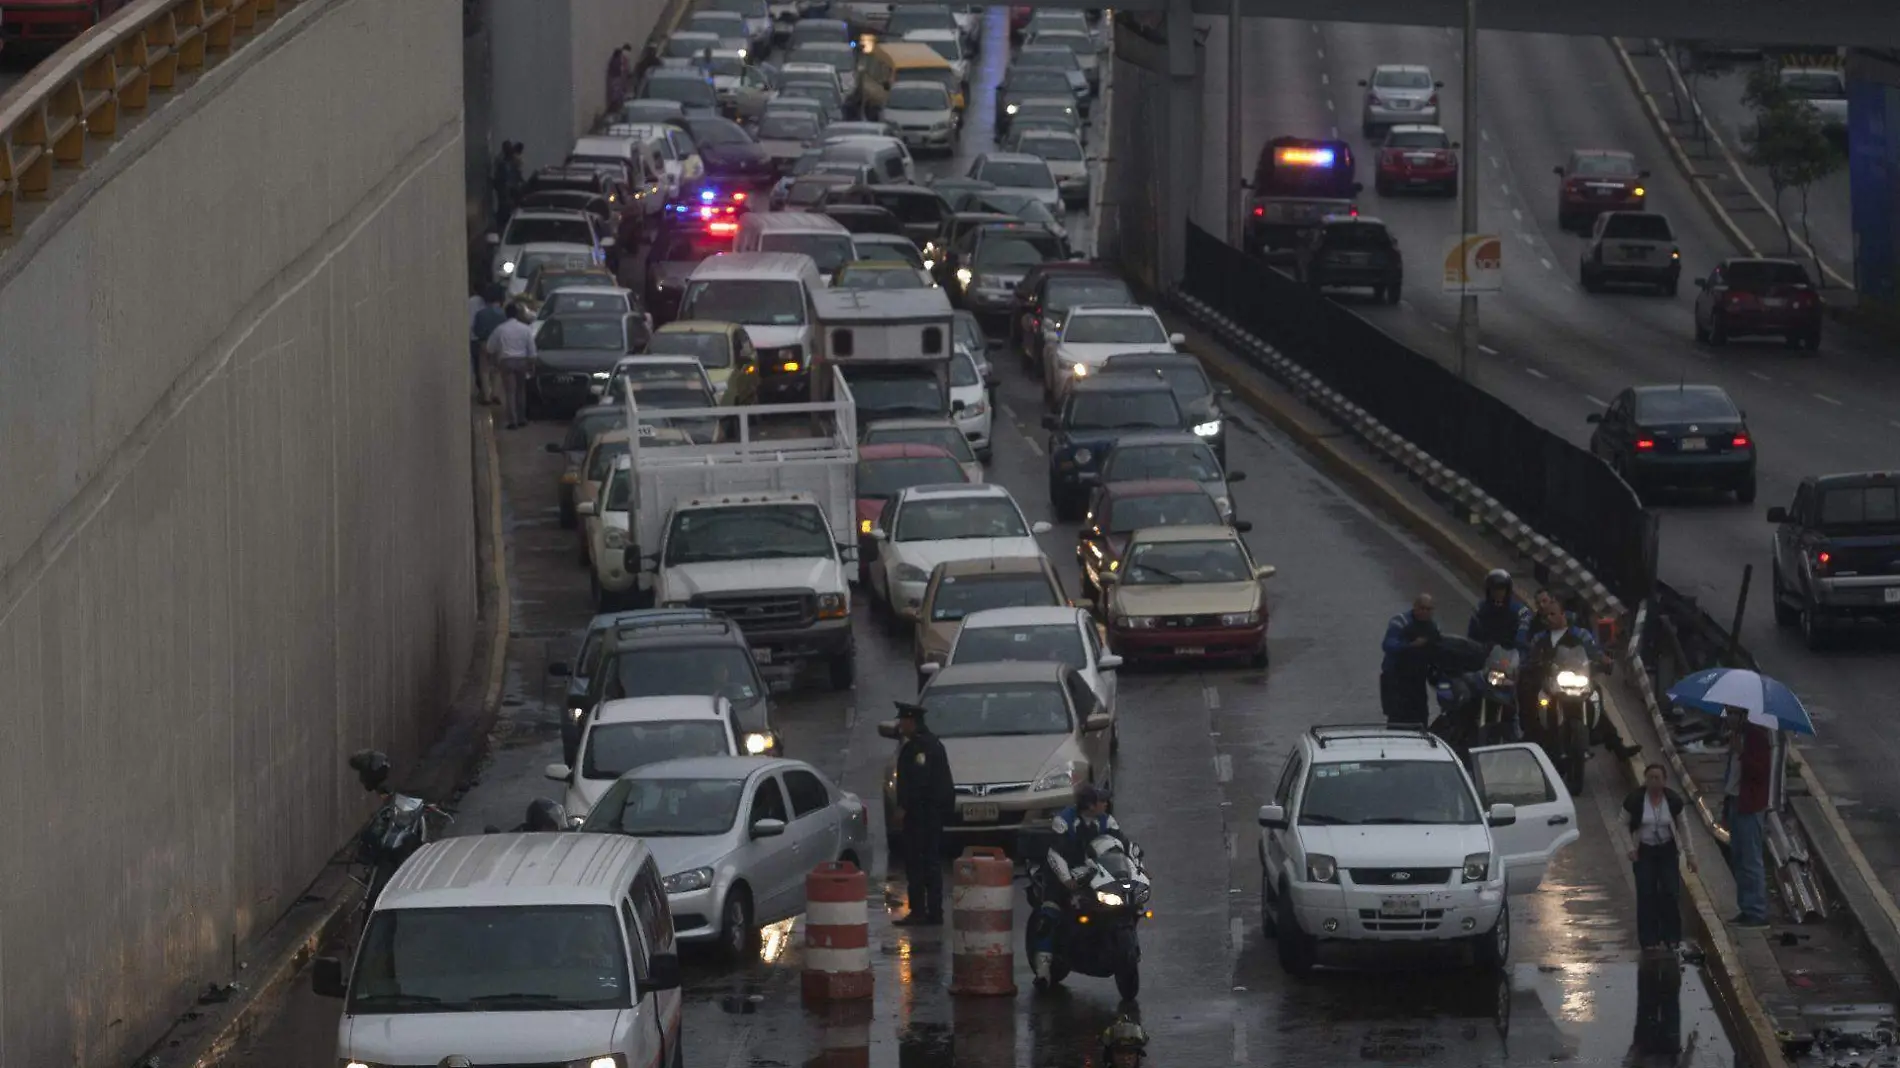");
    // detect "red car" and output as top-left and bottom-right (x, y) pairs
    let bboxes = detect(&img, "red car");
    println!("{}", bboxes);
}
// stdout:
(1693, 257), (1824, 350)
(854, 443), (969, 584)
(1076, 478), (1232, 604)
(1374, 124), (1458, 197)
(1554, 149), (1649, 231)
